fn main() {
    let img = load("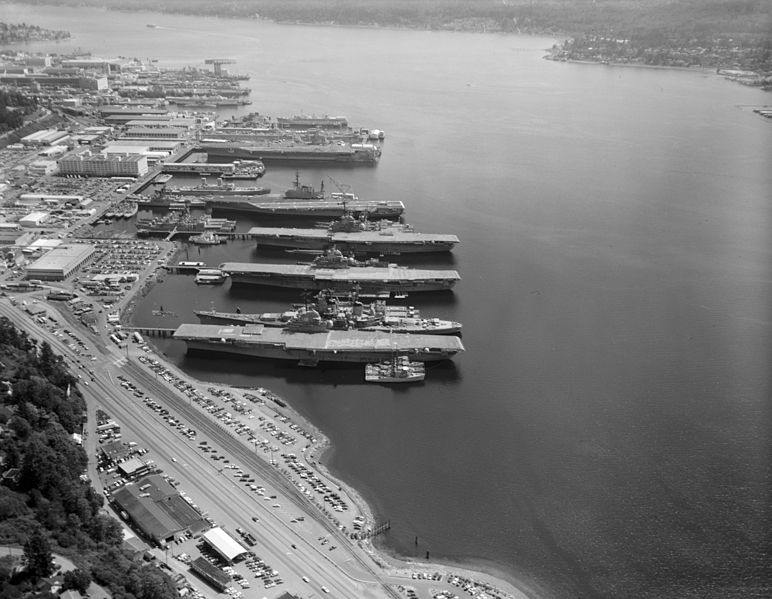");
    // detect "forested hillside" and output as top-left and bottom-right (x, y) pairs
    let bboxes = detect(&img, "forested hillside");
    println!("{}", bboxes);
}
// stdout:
(0, 316), (177, 599)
